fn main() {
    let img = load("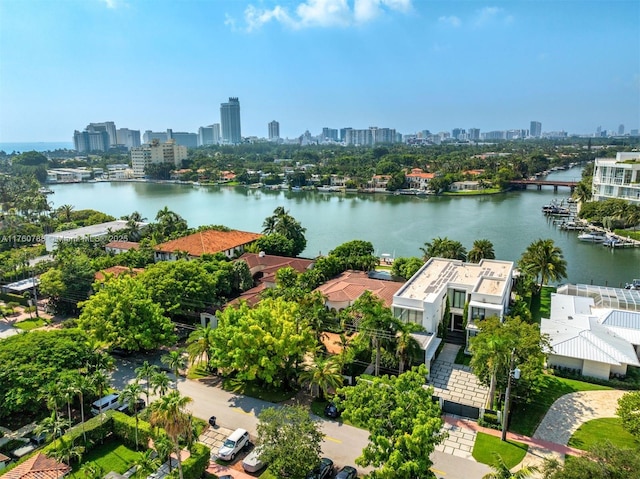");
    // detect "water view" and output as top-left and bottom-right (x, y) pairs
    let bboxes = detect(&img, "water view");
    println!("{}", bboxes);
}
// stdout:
(50, 167), (639, 287)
